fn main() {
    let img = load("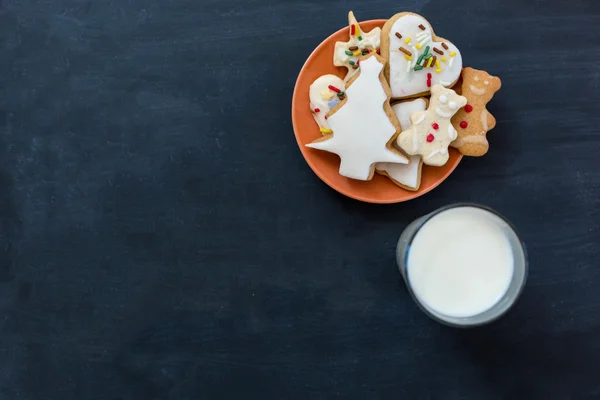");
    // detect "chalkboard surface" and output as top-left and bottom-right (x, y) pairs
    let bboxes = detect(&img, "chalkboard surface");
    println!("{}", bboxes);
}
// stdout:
(2, 0), (600, 398)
